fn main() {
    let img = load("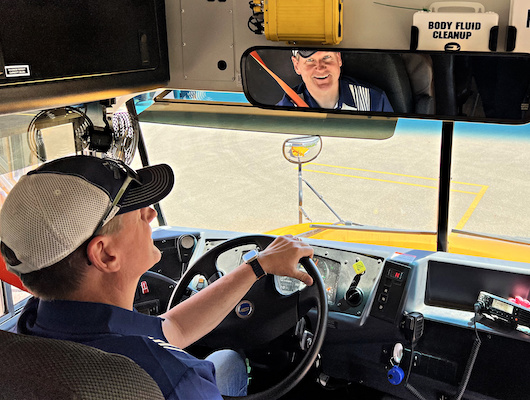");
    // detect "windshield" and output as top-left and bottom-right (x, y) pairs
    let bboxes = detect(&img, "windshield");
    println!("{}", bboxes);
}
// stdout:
(131, 109), (530, 258)
(450, 122), (530, 241)
(133, 119), (442, 233)
(1, 102), (529, 263)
